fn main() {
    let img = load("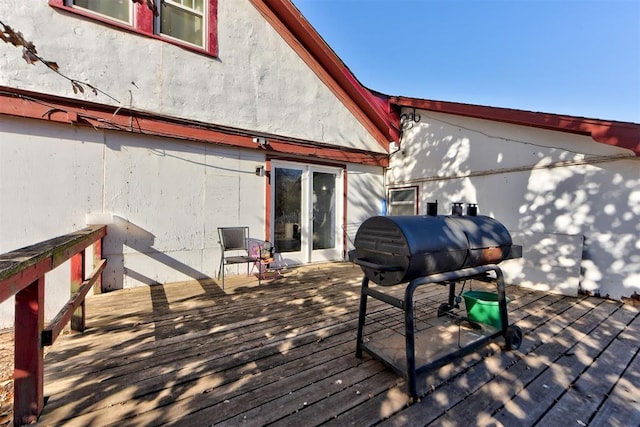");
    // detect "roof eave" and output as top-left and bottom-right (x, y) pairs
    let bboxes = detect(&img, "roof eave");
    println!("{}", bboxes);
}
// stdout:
(391, 96), (640, 156)
(0, 86), (389, 167)
(250, 0), (400, 151)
